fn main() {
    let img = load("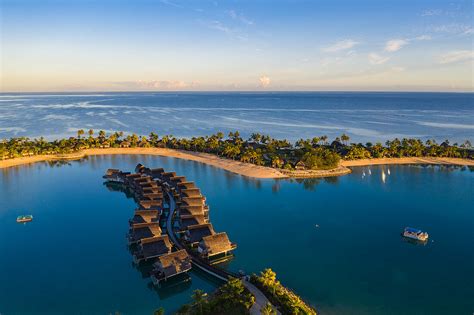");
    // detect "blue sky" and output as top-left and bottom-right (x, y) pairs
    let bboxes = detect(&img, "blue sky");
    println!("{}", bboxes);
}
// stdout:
(1, 0), (473, 91)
